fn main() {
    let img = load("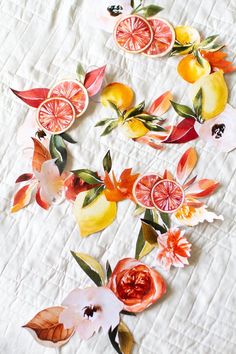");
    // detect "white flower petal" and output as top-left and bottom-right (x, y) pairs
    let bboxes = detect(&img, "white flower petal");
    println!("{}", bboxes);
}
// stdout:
(195, 104), (236, 152)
